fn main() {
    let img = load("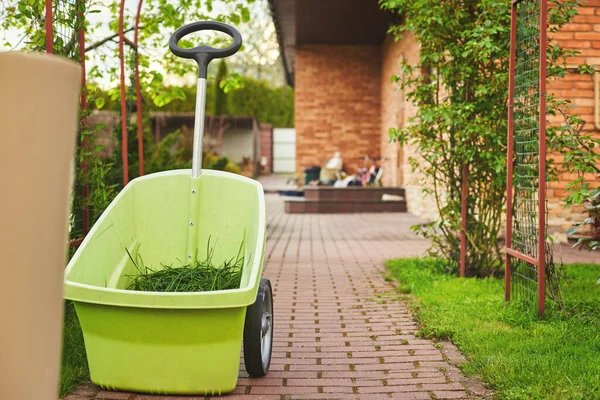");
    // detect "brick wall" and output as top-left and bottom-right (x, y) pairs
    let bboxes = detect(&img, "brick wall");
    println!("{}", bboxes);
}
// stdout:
(546, 2), (600, 235)
(259, 123), (273, 174)
(292, 6), (599, 234)
(380, 35), (405, 188)
(295, 45), (382, 174)
(376, 6), (600, 233)
(379, 34), (440, 220)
